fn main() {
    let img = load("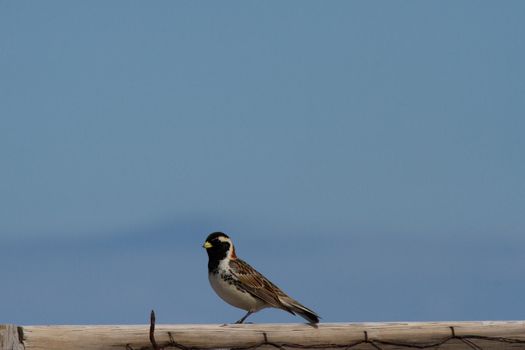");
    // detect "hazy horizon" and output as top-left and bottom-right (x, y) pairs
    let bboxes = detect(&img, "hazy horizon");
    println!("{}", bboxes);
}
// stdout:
(1, 1), (524, 325)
